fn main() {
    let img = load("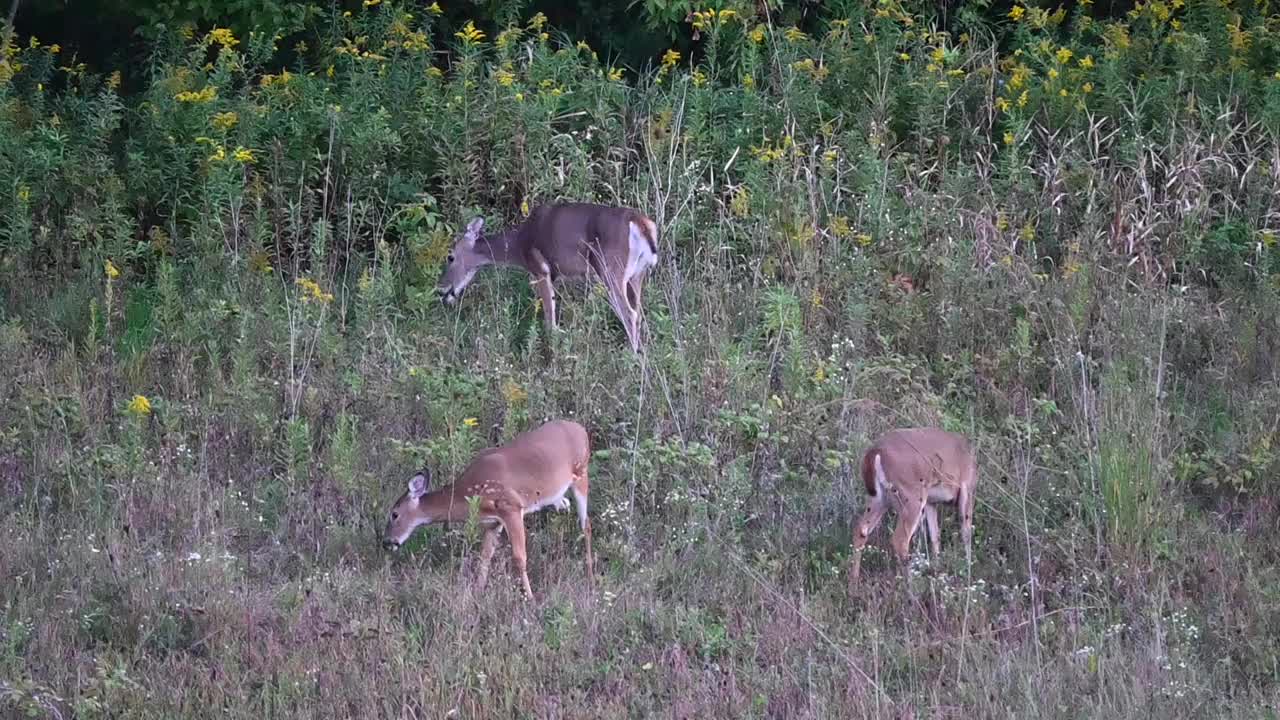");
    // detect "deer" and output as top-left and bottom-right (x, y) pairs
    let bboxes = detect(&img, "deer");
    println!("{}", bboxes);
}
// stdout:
(381, 419), (593, 598)
(847, 427), (978, 586)
(435, 202), (660, 353)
